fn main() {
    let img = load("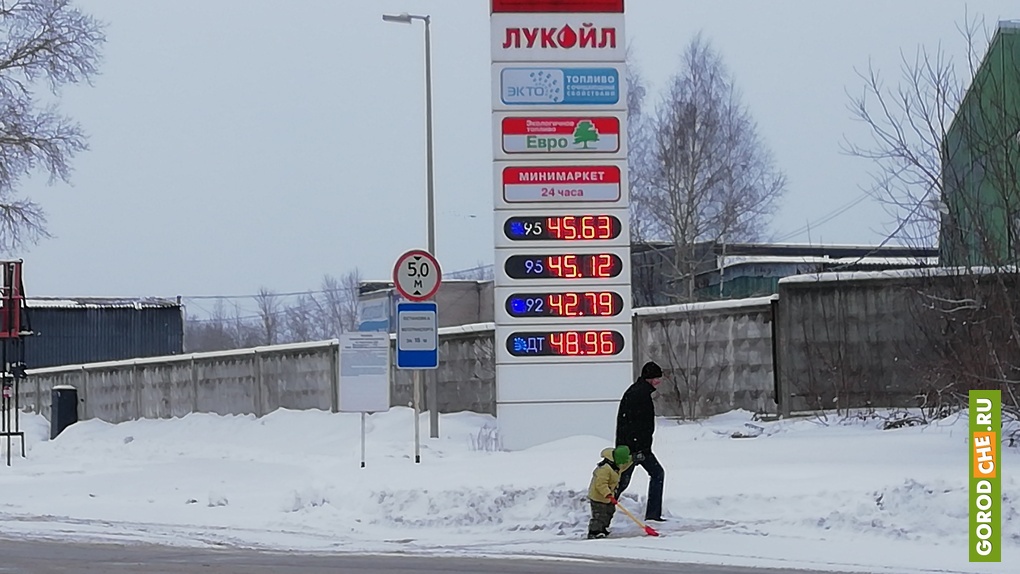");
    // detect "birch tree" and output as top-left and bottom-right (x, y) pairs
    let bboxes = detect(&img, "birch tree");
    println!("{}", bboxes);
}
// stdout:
(632, 33), (785, 303)
(0, 0), (105, 250)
